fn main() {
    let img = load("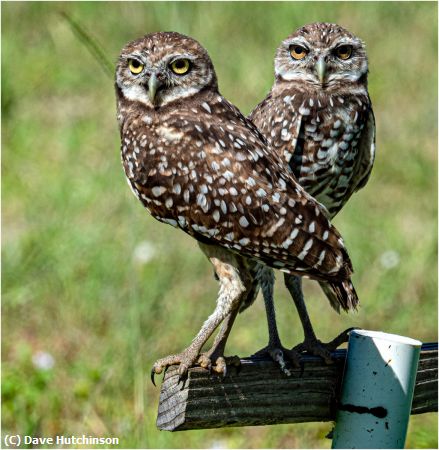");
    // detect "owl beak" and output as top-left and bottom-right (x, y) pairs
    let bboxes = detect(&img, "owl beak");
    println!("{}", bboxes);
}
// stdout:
(316, 57), (326, 85)
(148, 73), (162, 104)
